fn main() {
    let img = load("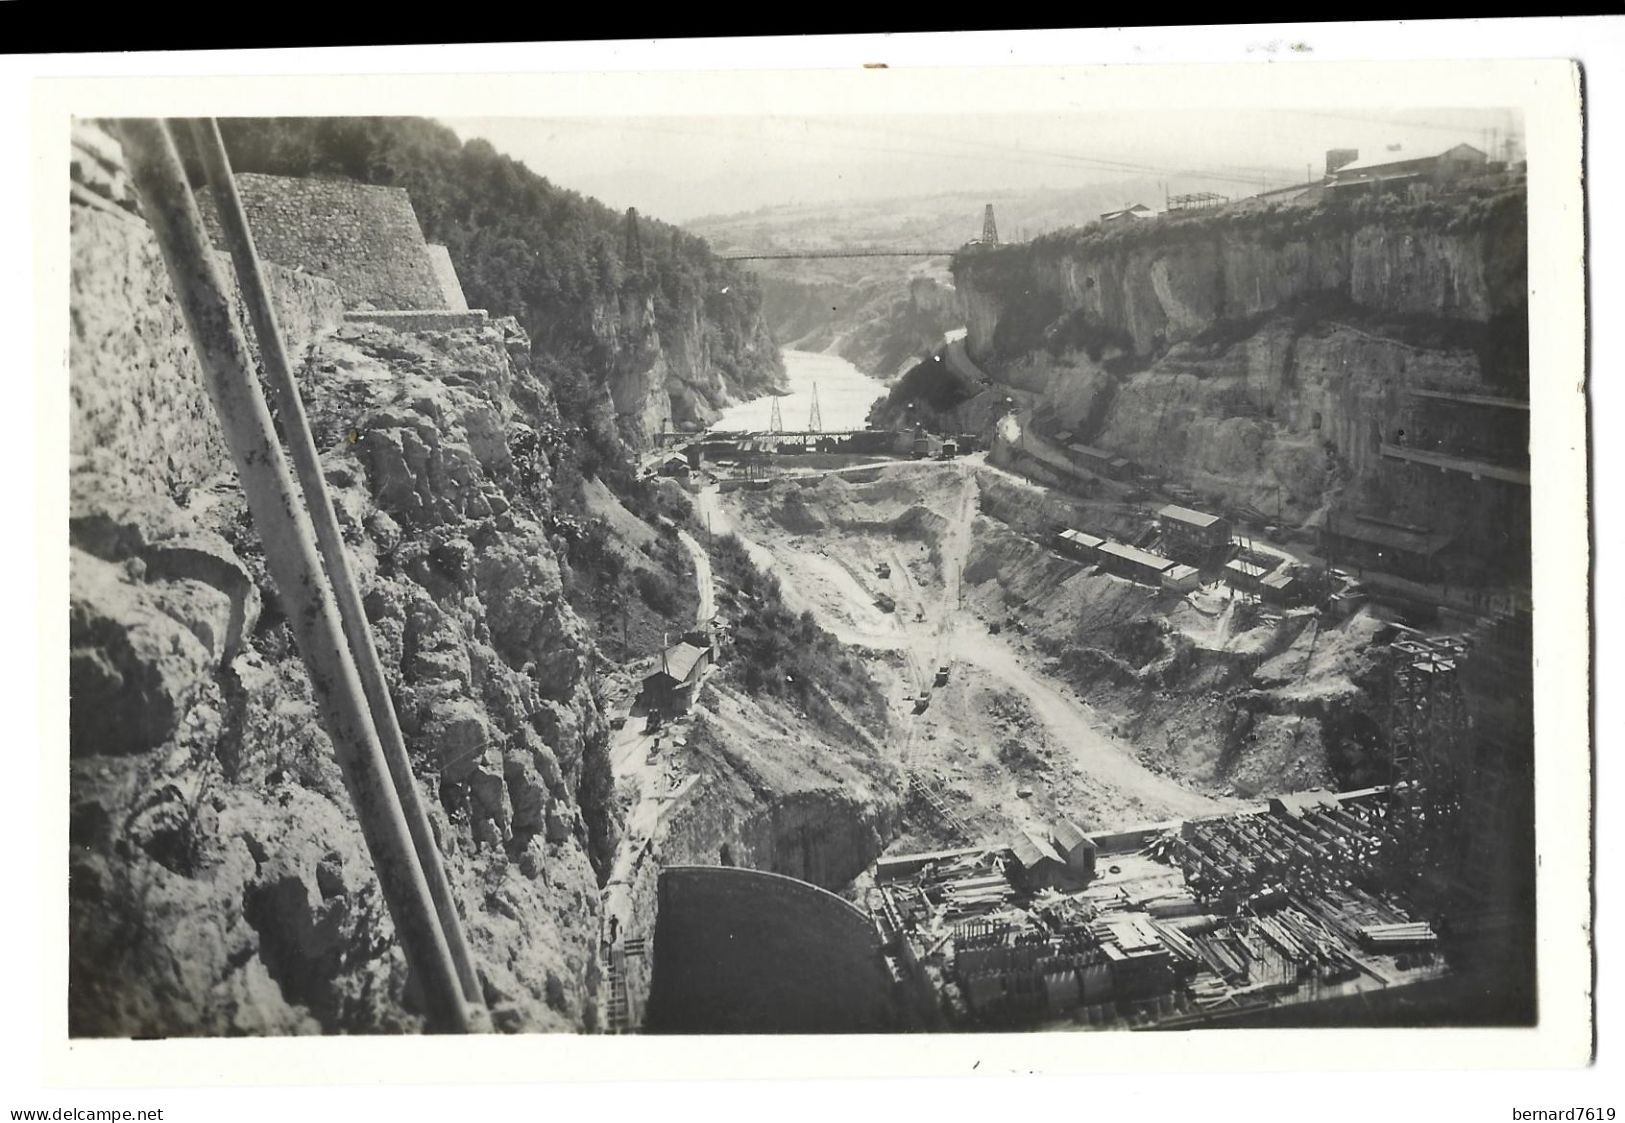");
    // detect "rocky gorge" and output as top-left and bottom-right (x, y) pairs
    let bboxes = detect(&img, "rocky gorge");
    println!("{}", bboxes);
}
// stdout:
(928, 190), (1531, 564)
(66, 122), (903, 1037)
